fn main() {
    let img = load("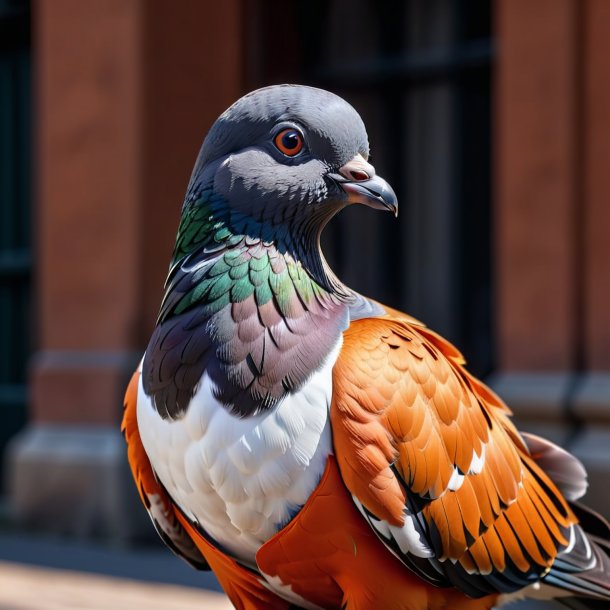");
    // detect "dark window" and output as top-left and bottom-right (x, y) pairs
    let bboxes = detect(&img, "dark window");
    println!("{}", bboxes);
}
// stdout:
(0, 0), (31, 490)
(246, 0), (493, 376)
